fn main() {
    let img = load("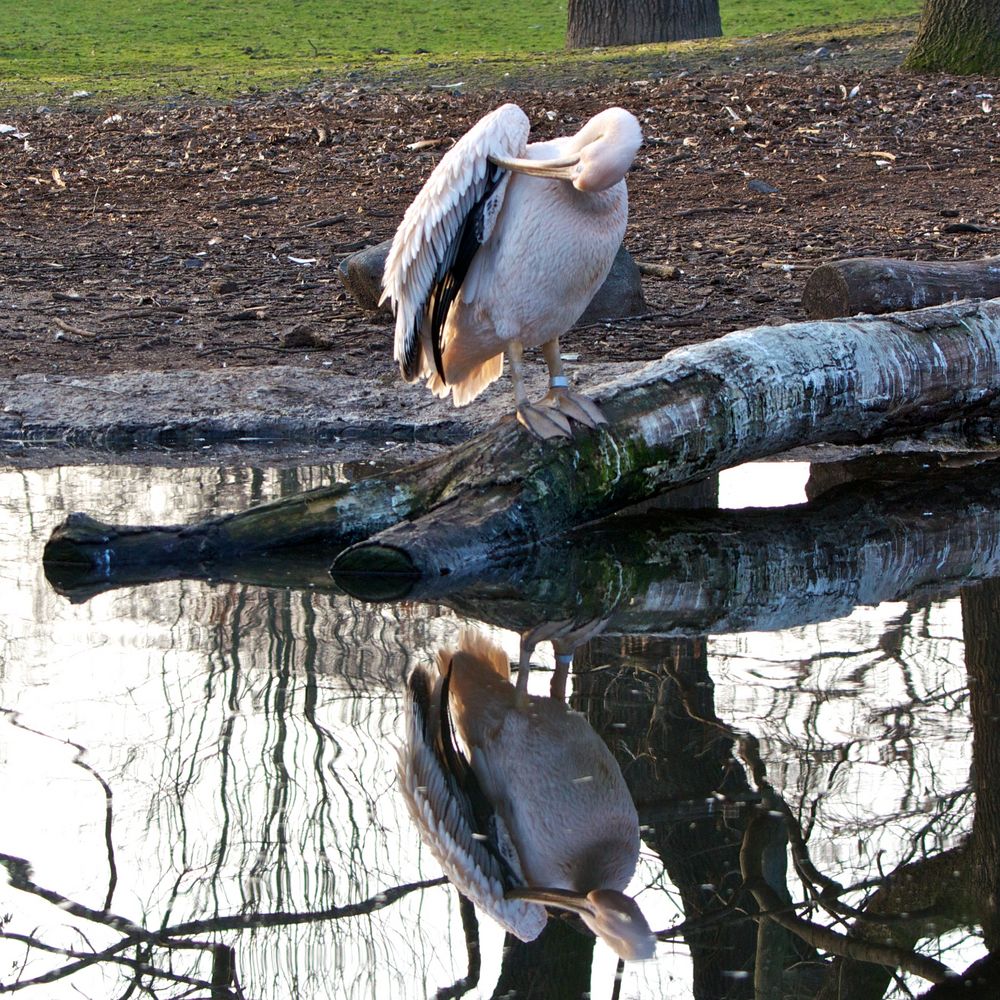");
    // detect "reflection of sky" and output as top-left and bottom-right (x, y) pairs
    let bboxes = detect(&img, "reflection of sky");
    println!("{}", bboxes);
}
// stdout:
(712, 600), (971, 867)
(719, 460), (809, 509)
(0, 461), (982, 998)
